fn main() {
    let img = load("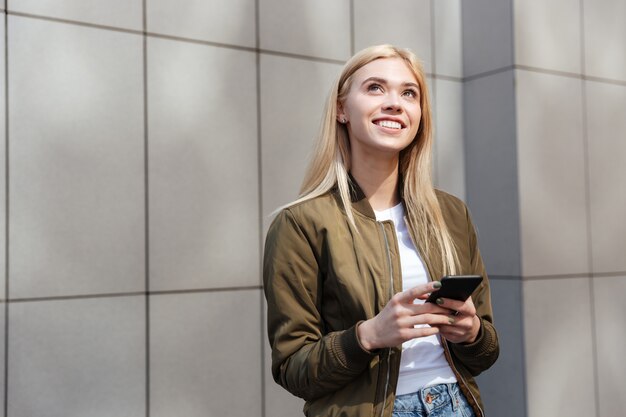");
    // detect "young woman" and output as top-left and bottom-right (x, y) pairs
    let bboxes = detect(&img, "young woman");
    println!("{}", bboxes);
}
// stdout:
(264, 45), (499, 417)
